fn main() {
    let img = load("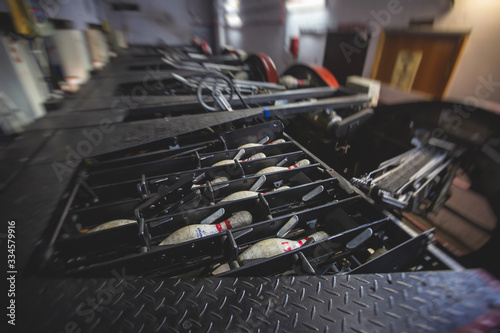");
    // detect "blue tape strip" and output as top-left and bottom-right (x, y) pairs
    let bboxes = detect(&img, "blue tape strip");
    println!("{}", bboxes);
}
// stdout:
(263, 107), (271, 118)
